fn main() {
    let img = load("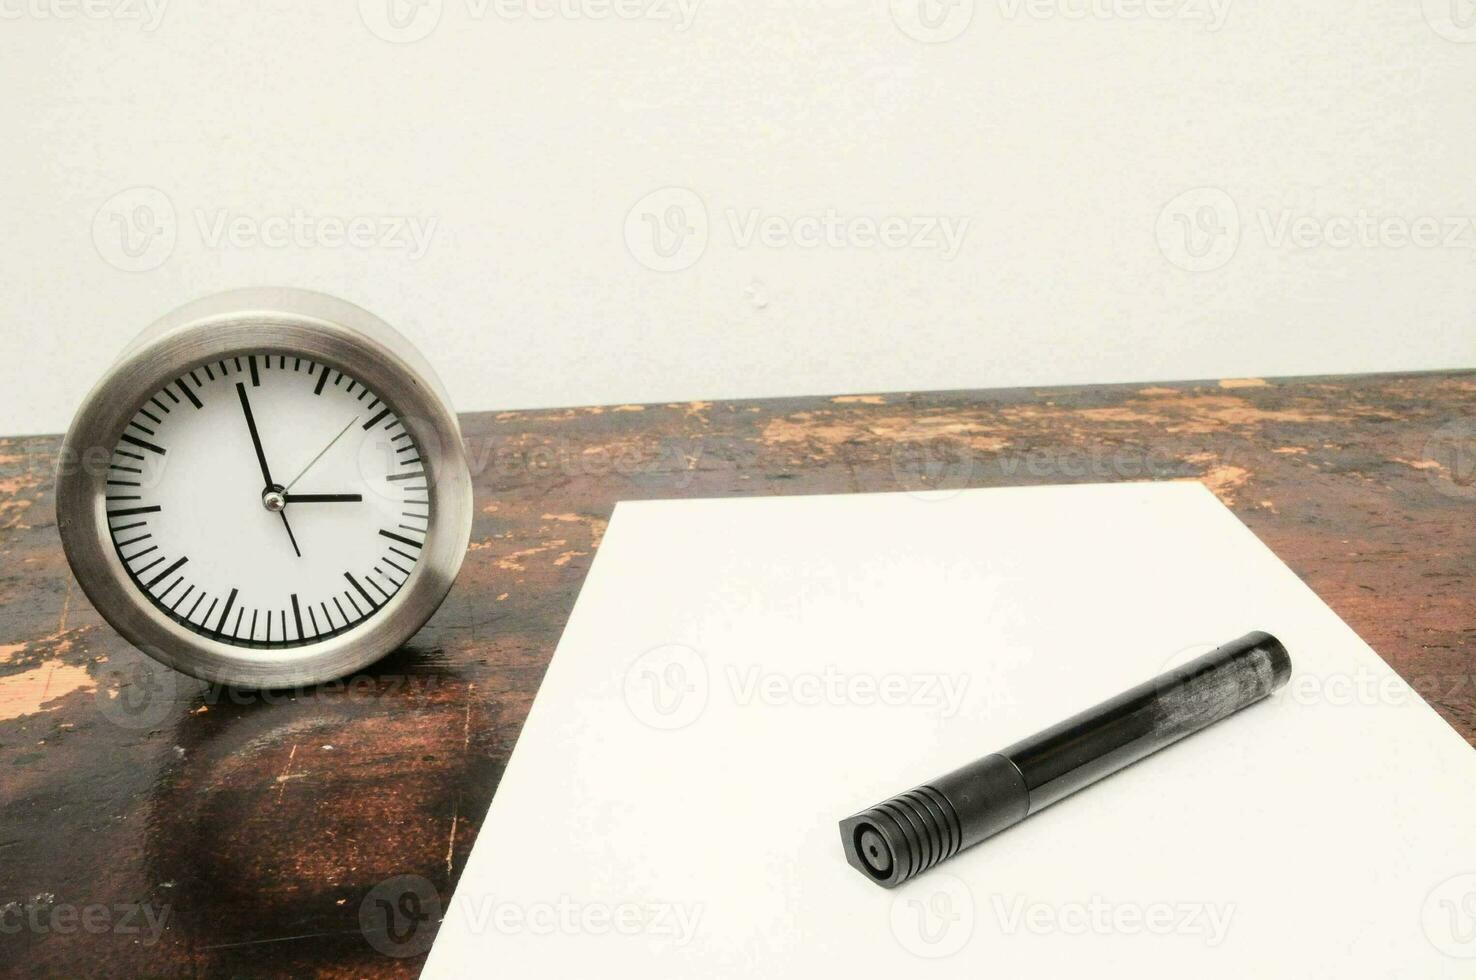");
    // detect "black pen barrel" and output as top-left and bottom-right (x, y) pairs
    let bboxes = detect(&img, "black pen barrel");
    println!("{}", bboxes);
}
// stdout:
(840, 631), (1291, 888)
(1004, 630), (1291, 812)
